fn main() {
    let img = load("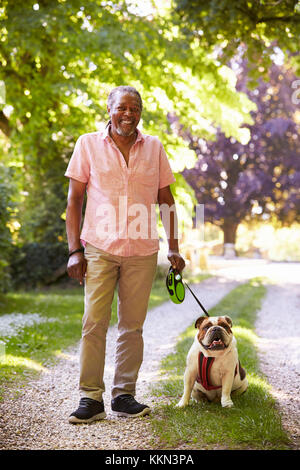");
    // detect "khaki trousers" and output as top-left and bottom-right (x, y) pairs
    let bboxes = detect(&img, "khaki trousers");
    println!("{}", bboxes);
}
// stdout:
(79, 243), (157, 402)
